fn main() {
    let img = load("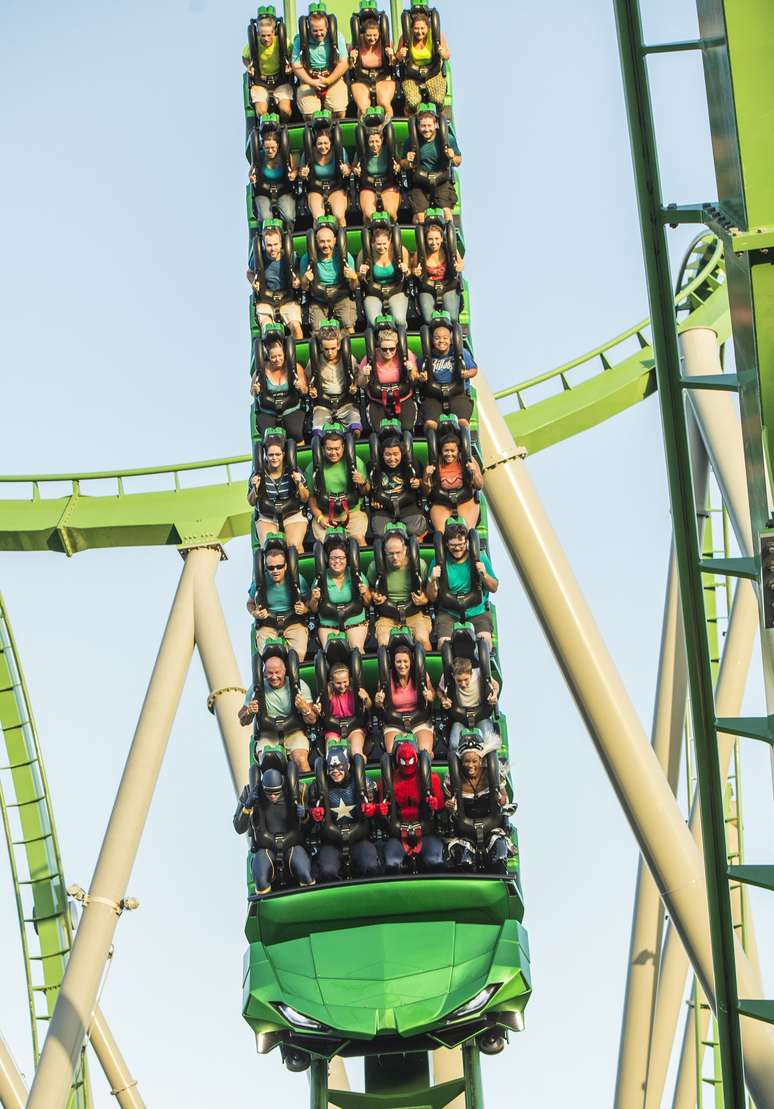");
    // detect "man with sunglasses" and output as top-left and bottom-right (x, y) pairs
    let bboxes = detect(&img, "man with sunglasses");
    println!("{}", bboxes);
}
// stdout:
(358, 322), (421, 432)
(247, 545), (312, 659)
